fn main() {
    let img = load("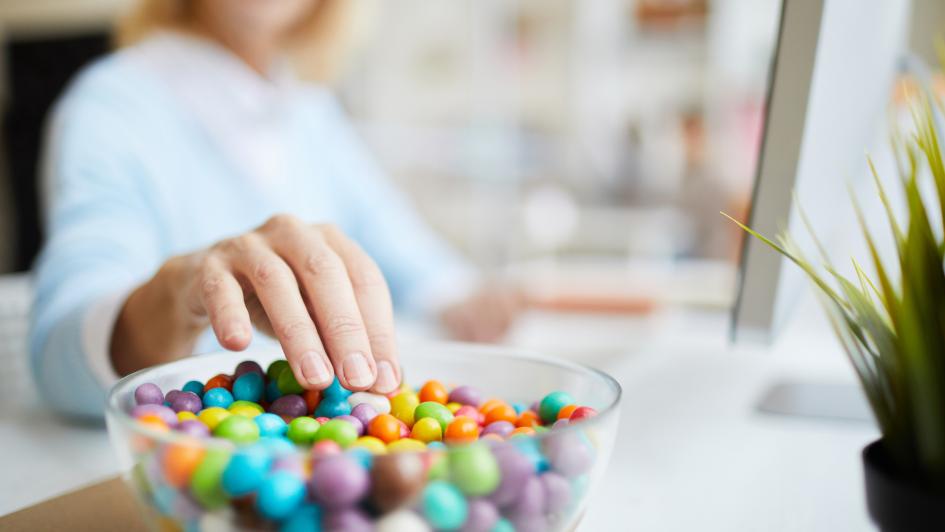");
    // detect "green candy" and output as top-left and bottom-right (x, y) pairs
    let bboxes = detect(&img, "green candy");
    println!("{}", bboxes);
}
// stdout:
(214, 414), (260, 444)
(414, 402), (454, 432)
(312, 419), (357, 448)
(422, 481), (468, 530)
(448, 444), (500, 496)
(267, 360), (290, 381)
(427, 453), (449, 481)
(538, 391), (575, 424)
(277, 367), (305, 395)
(286, 416), (320, 445)
(190, 448), (231, 509)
